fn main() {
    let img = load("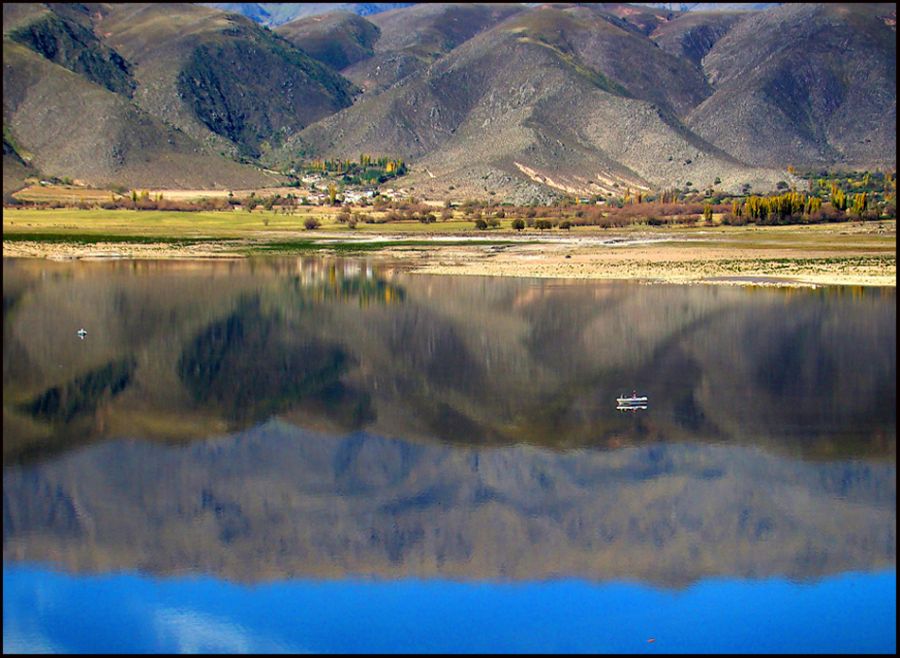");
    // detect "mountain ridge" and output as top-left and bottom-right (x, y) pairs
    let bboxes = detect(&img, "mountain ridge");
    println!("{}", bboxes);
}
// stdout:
(2, 2), (895, 200)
